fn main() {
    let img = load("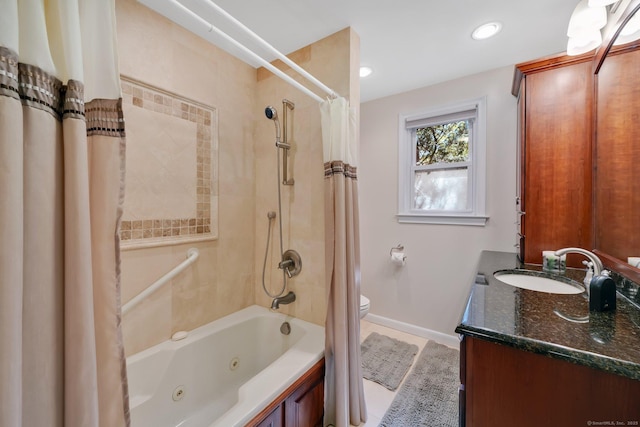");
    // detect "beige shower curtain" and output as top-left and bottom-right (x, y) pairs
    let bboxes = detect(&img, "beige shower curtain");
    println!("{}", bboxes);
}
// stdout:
(321, 97), (367, 427)
(0, 1), (129, 426)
